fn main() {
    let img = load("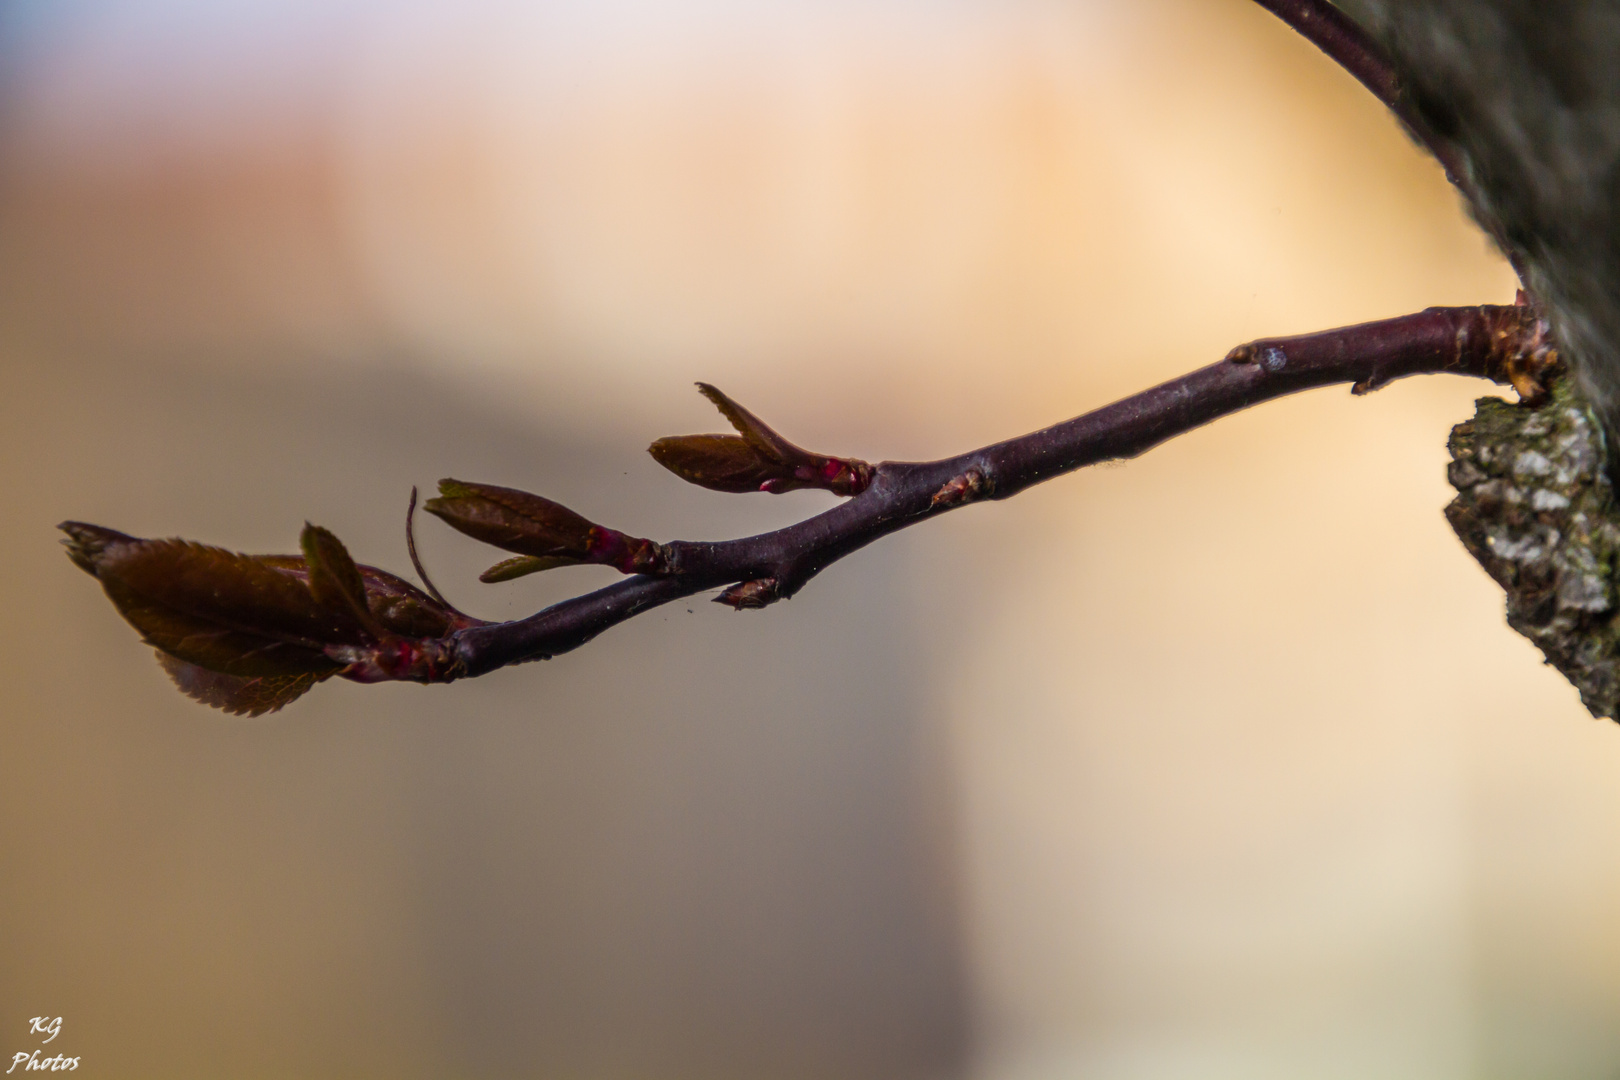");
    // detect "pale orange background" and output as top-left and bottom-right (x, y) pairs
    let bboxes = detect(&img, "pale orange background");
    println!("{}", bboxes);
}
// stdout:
(2, 1), (1616, 1077)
